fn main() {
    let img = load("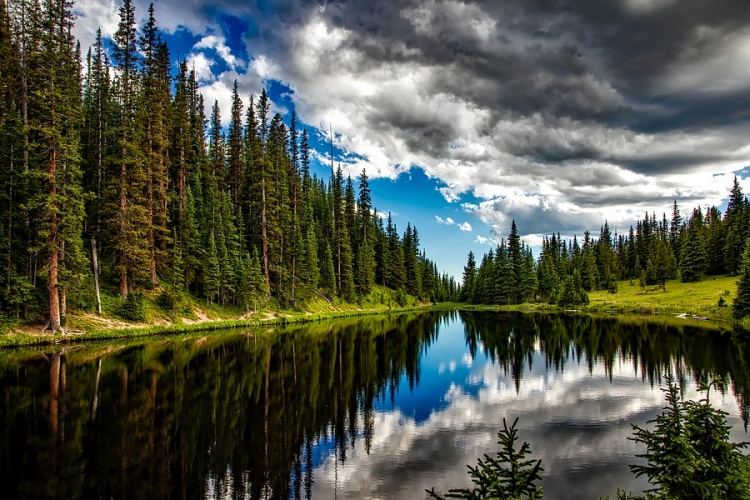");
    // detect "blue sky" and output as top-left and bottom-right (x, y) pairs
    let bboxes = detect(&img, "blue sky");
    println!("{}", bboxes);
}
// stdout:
(72, 0), (750, 279)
